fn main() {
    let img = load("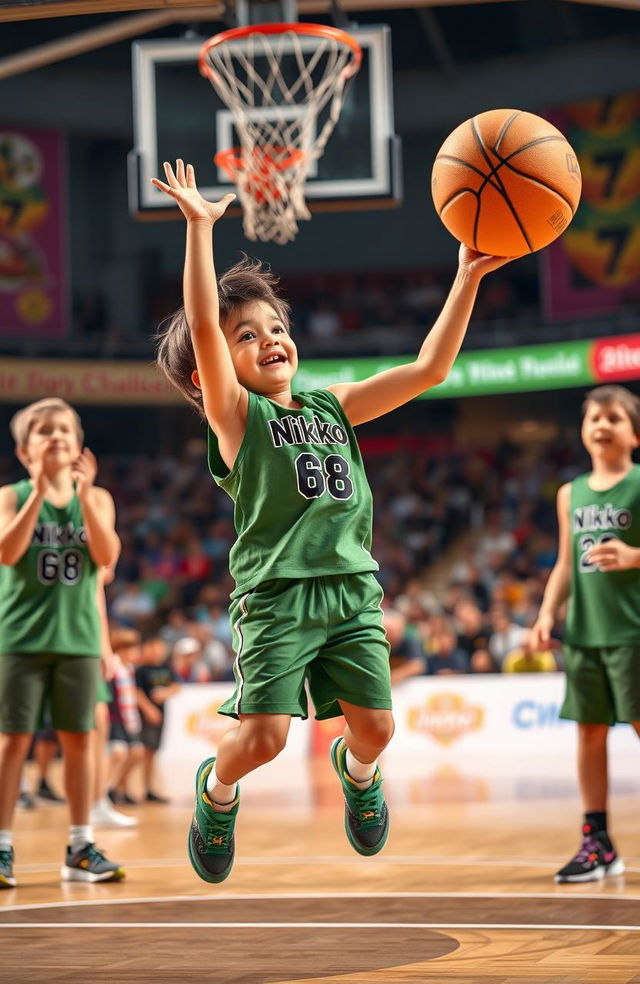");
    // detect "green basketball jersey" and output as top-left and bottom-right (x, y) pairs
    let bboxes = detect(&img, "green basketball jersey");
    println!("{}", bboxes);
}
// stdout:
(0, 479), (100, 657)
(565, 465), (640, 646)
(208, 389), (378, 596)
